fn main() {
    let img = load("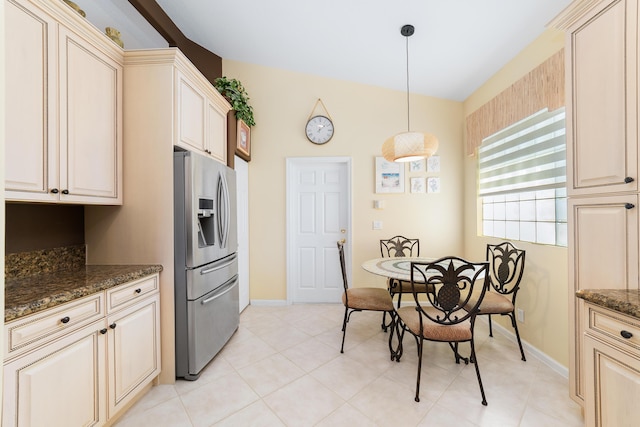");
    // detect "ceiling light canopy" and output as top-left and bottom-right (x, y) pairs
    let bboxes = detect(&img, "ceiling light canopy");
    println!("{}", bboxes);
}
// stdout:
(382, 24), (439, 163)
